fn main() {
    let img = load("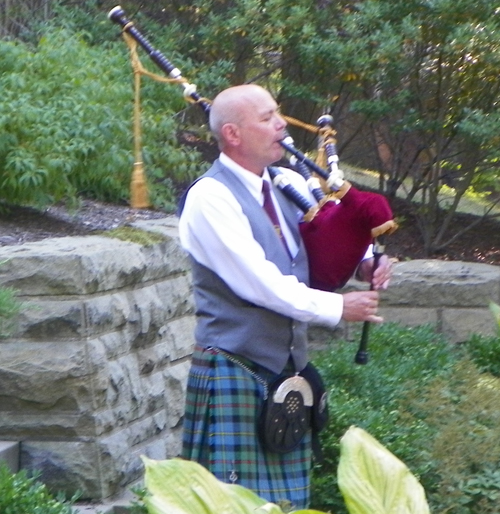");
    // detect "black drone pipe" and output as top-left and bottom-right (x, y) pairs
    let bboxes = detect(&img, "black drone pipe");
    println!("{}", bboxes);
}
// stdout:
(108, 5), (338, 192)
(108, 6), (211, 117)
